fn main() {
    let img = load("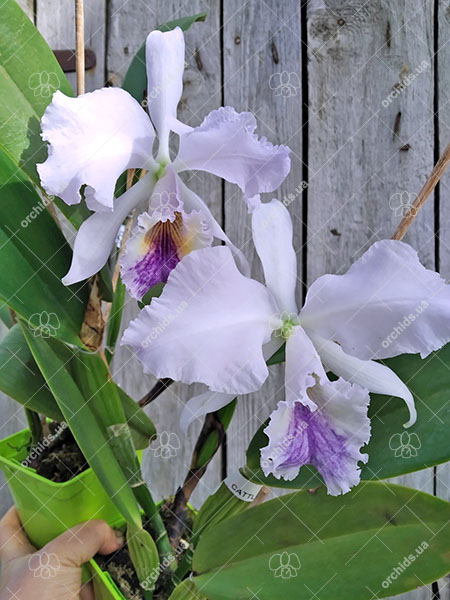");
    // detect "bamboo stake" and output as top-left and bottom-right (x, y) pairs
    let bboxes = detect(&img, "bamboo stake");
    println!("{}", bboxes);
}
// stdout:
(75, 0), (85, 95)
(392, 143), (450, 241)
